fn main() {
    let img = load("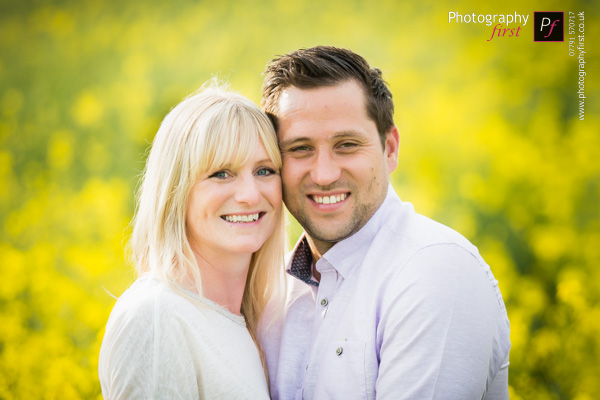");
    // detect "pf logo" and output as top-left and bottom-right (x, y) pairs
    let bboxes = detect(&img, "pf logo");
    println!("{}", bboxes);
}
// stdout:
(534, 12), (564, 42)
